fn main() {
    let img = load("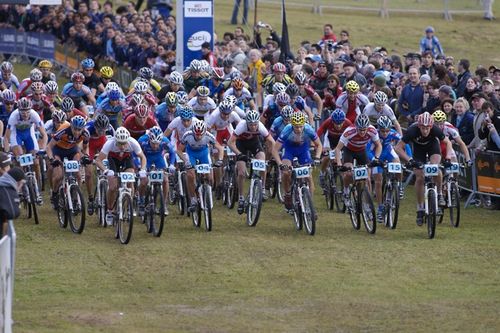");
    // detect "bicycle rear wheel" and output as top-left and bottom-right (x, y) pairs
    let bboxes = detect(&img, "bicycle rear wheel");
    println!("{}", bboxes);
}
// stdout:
(27, 178), (39, 225)
(449, 182), (460, 228)
(324, 170), (334, 210)
(426, 190), (437, 239)
(202, 184), (212, 232)
(226, 167), (238, 209)
(384, 183), (400, 230)
(348, 187), (360, 230)
(149, 185), (165, 237)
(57, 187), (68, 228)
(334, 172), (346, 213)
(246, 179), (263, 227)
(177, 172), (187, 215)
(168, 174), (177, 205)
(301, 187), (316, 236)
(118, 193), (134, 244)
(360, 186), (376, 234)
(98, 180), (108, 227)
(68, 184), (86, 234)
